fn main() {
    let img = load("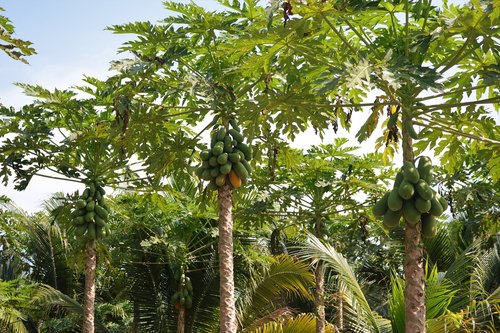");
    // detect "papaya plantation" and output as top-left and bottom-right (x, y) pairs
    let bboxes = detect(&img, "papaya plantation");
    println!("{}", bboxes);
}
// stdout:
(0, 0), (499, 332)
